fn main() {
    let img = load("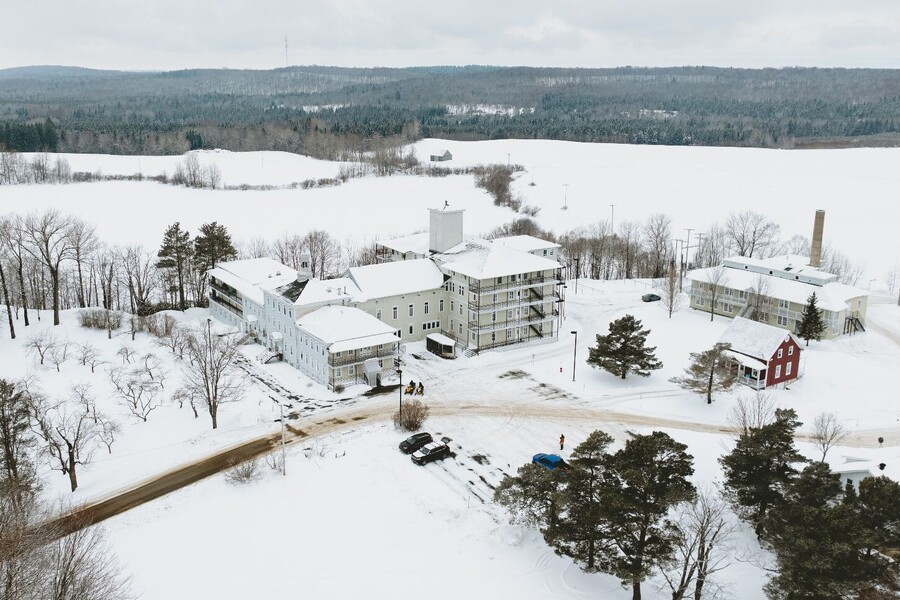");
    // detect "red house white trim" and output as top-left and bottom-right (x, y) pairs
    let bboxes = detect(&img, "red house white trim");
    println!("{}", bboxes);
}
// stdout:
(718, 317), (802, 390)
